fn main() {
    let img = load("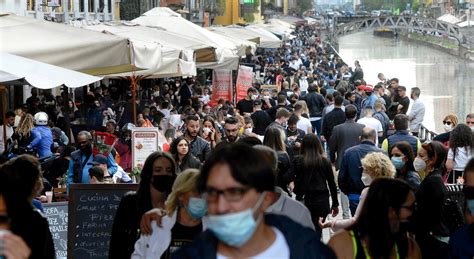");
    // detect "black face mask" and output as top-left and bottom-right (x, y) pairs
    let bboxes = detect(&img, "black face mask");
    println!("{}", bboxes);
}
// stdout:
(151, 175), (174, 193)
(79, 143), (92, 154)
